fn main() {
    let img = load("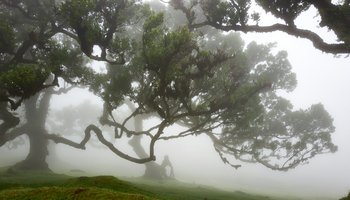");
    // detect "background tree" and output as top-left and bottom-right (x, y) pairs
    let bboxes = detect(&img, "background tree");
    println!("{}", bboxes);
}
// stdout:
(169, 0), (350, 54)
